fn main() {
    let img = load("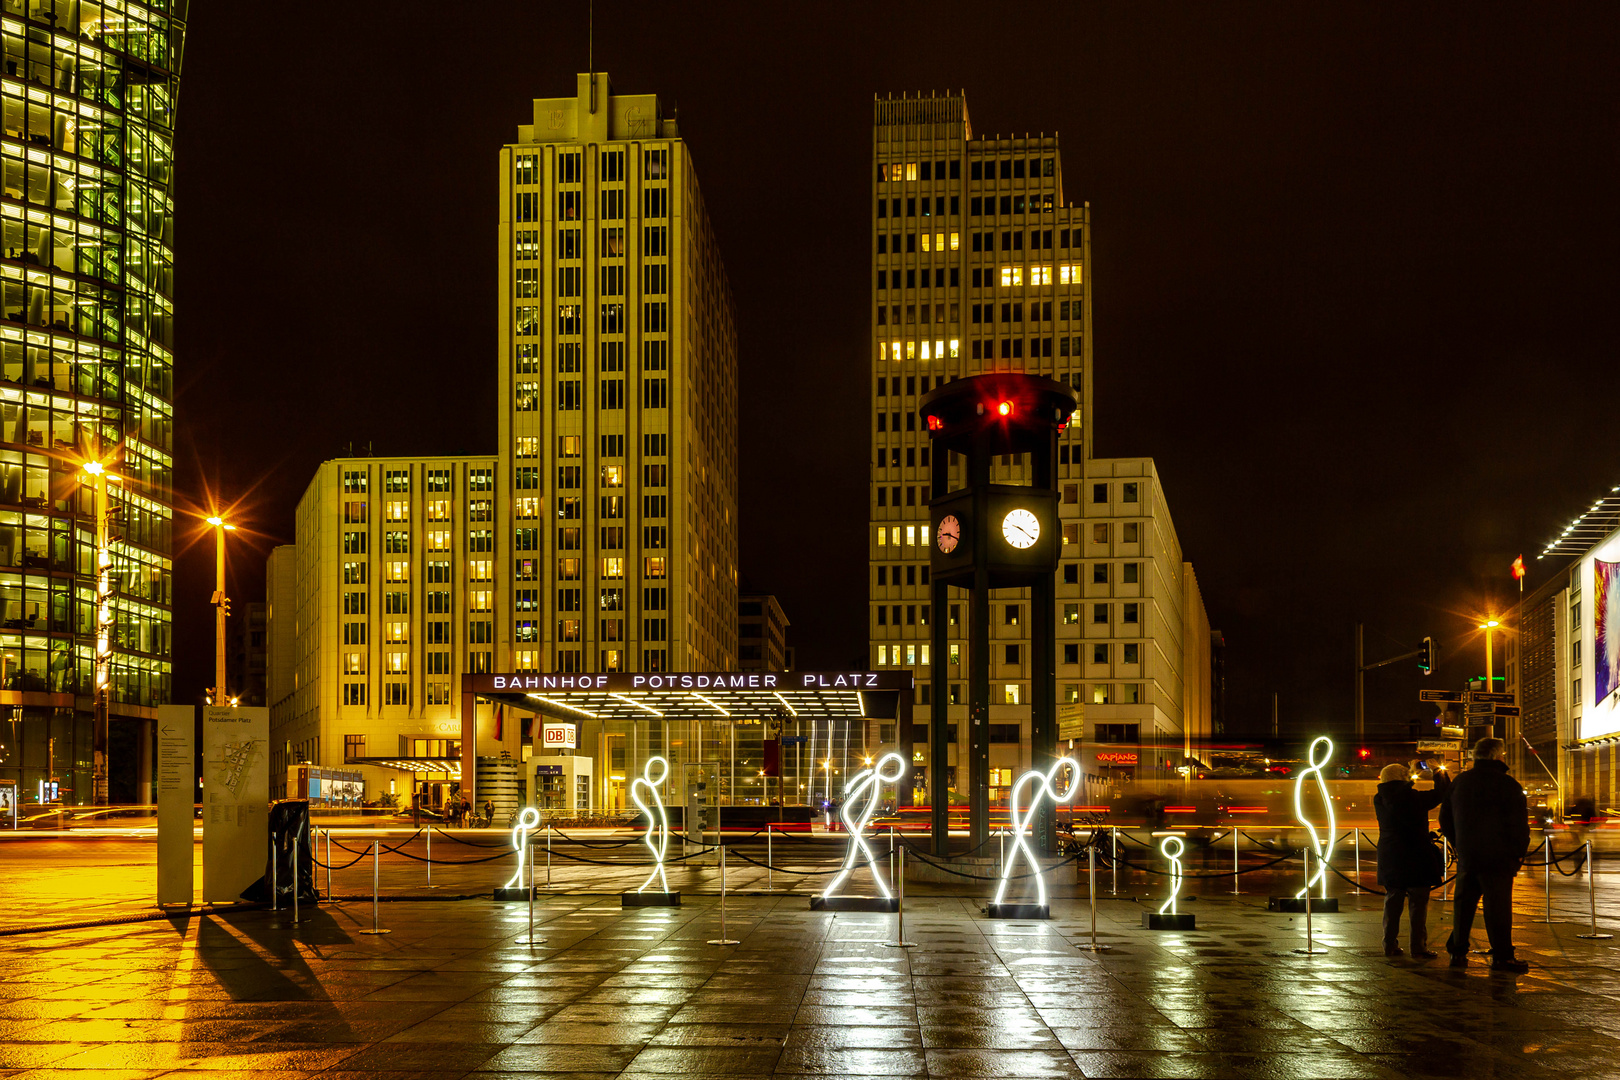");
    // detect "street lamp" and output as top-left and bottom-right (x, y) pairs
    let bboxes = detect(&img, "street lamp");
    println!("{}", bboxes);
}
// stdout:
(205, 515), (236, 705)
(1478, 618), (1502, 687)
(78, 457), (123, 806)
